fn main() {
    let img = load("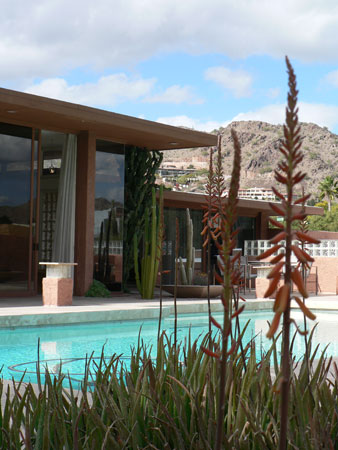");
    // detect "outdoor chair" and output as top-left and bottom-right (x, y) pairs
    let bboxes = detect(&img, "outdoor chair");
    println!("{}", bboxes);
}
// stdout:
(246, 261), (258, 292)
